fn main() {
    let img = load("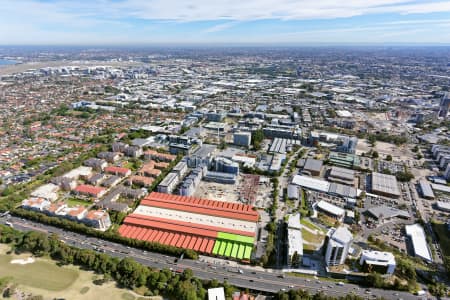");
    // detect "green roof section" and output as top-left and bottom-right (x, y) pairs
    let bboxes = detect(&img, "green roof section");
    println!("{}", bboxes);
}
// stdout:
(237, 245), (245, 259)
(218, 241), (227, 256)
(243, 246), (252, 260)
(212, 240), (221, 255)
(231, 243), (239, 258)
(225, 243), (233, 257)
(217, 232), (254, 244)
